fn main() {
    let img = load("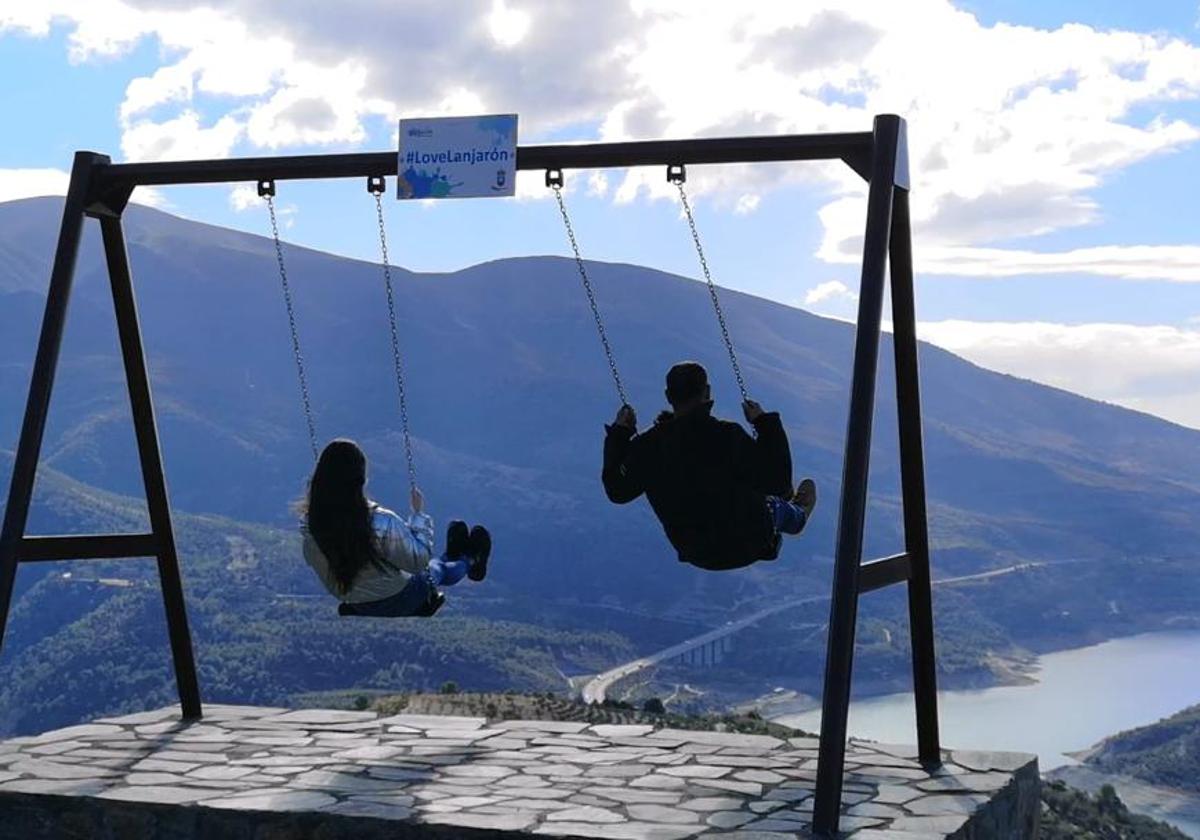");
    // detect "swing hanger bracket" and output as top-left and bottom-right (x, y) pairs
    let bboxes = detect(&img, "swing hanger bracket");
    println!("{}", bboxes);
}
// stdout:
(257, 179), (276, 198)
(367, 175), (386, 195)
(545, 168), (564, 189)
(666, 164), (686, 184)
